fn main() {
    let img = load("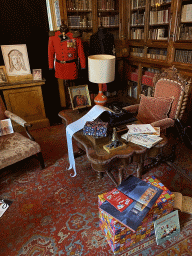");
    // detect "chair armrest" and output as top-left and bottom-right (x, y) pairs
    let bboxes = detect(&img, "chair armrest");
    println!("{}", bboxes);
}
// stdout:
(4, 110), (35, 141)
(5, 110), (30, 127)
(151, 118), (175, 131)
(123, 104), (139, 113)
